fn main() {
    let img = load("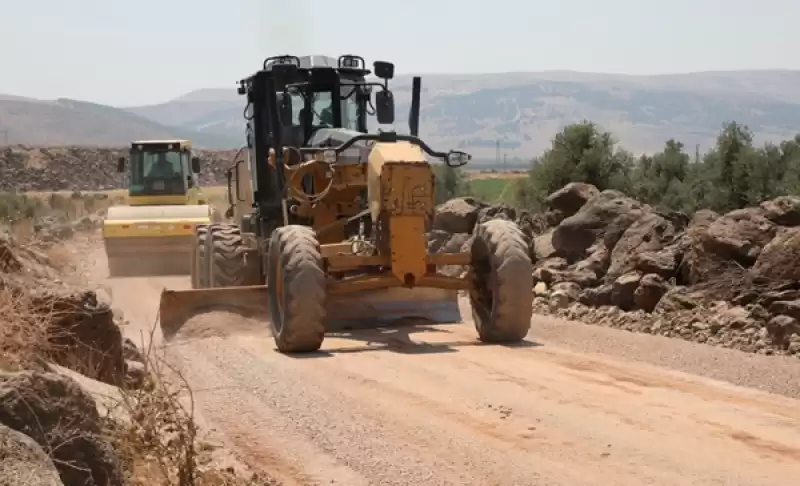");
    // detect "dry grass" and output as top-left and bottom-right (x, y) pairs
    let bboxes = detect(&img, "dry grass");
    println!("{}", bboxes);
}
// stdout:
(0, 289), (53, 372)
(22, 186), (232, 224)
